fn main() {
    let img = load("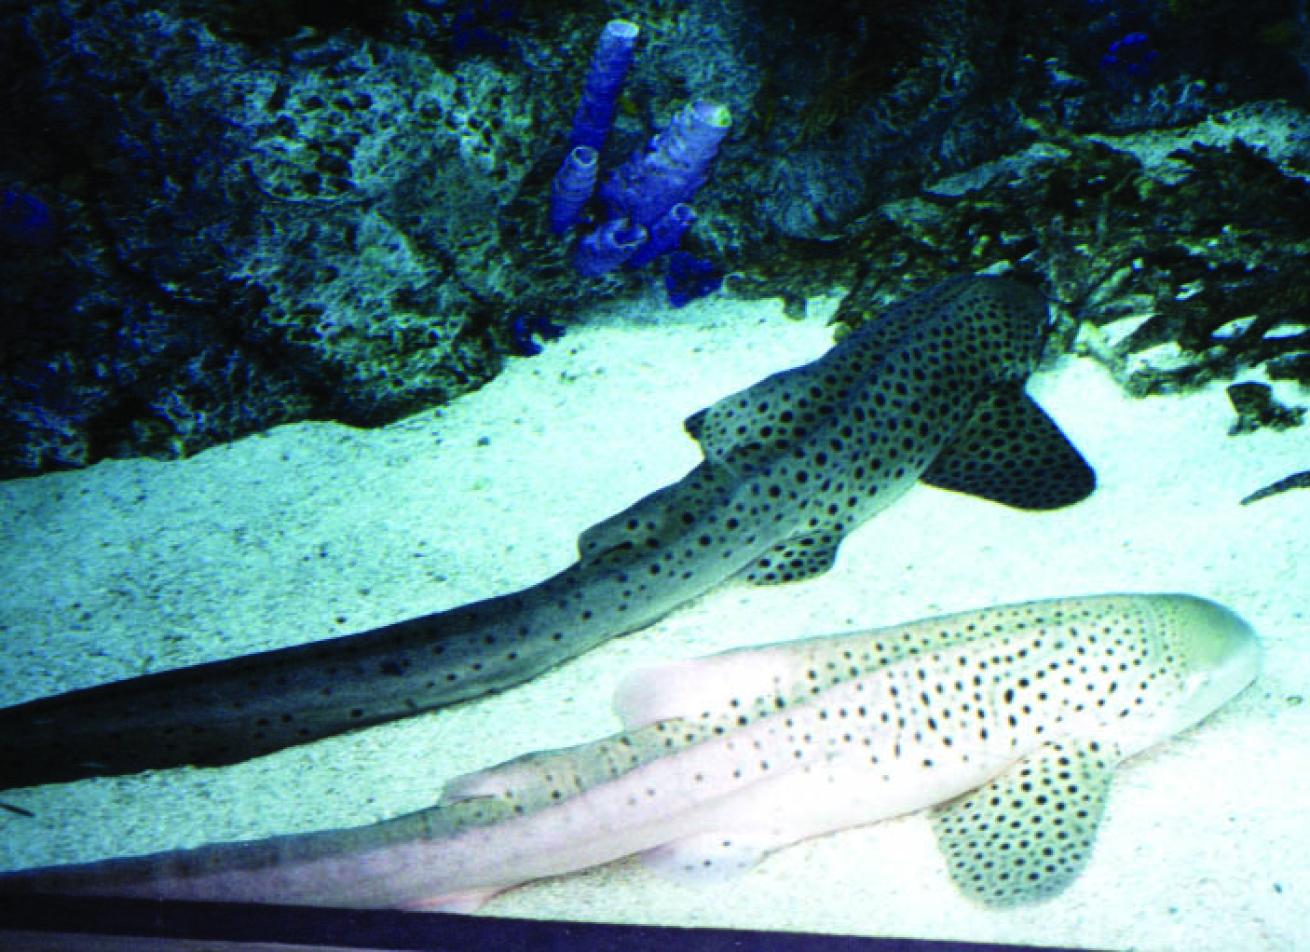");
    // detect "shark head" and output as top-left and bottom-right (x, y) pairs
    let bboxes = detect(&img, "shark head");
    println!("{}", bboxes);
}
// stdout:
(1144, 594), (1261, 748)
(1046, 594), (1261, 760)
(917, 594), (1261, 906)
